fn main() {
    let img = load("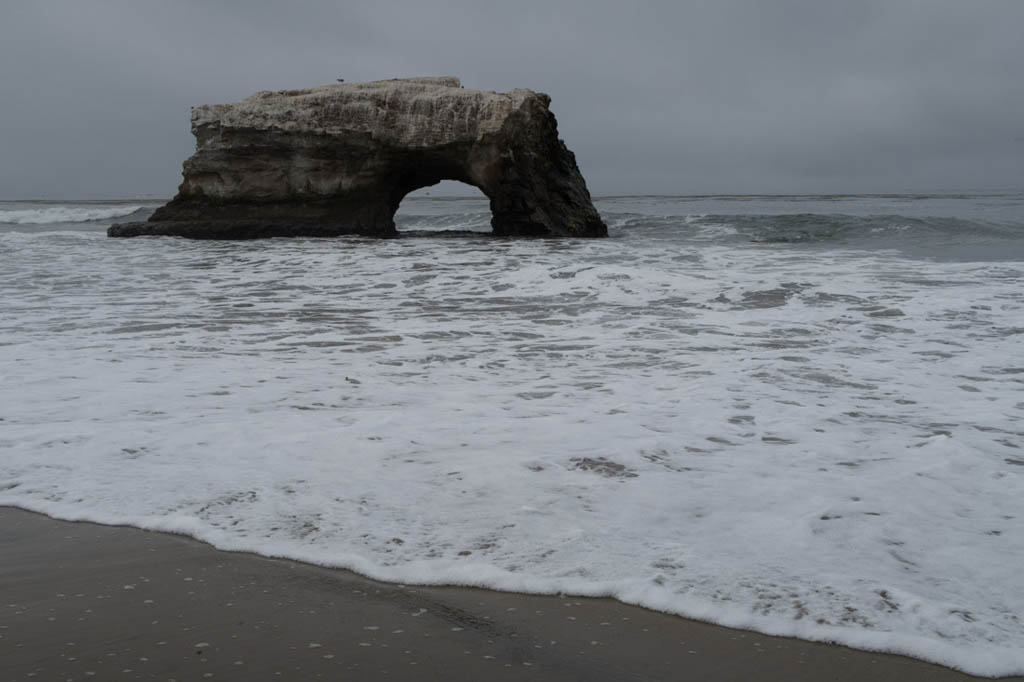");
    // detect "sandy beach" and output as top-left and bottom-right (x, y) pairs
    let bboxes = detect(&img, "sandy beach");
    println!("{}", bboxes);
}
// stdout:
(2, 506), (1017, 681)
